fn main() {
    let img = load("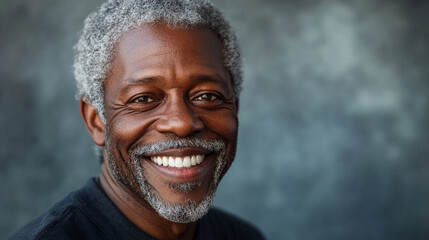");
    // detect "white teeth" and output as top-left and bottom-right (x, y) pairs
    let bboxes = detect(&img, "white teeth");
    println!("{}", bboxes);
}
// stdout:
(168, 157), (175, 167)
(196, 155), (202, 164)
(151, 155), (205, 168)
(183, 156), (191, 168)
(162, 156), (168, 166)
(175, 157), (183, 168)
